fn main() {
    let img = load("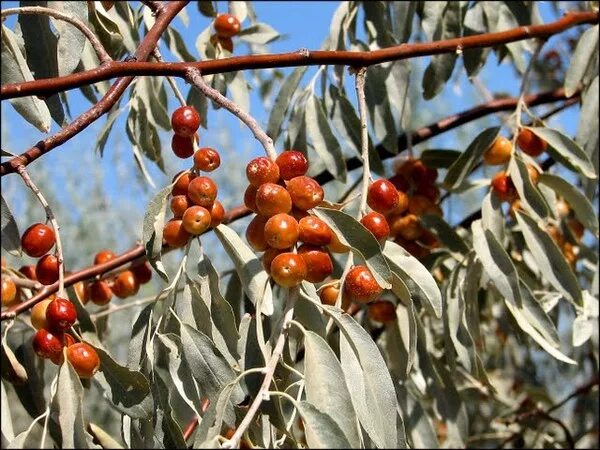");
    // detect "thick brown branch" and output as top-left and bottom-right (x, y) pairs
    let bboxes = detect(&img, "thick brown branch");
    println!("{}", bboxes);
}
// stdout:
(0, 1), (188, 177)
(1, 11), (597, 102)
(0, 88), (574, 321)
